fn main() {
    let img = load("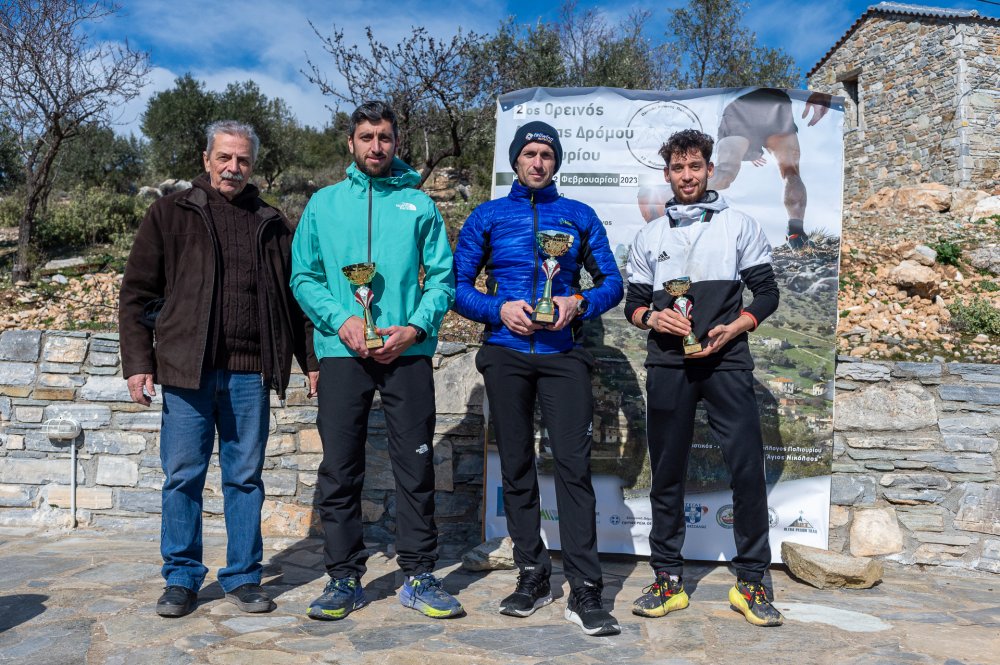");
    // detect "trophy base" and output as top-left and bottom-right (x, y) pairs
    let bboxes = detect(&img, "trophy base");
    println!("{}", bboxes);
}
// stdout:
(365, 337), (384, 350)
(532, 310), (556, 324)
(683, 342), (703, 355)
